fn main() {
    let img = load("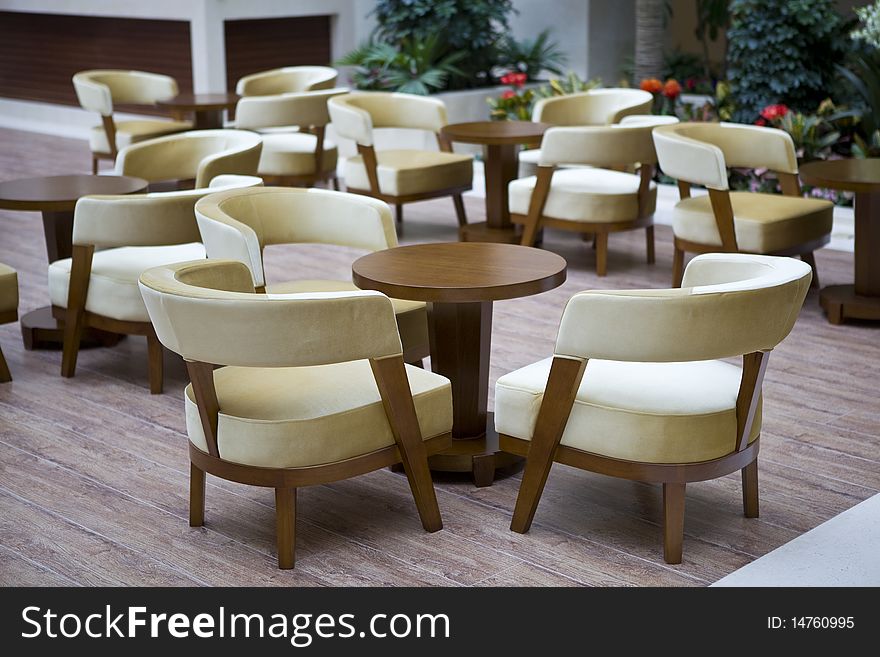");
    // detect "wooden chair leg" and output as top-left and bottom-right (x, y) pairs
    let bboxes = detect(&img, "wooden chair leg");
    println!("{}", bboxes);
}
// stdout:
(395, 204), (404, 237)
(595, 232), (608, 276)
(801, 251), (820, 289)
(61, 244), (94, 379)
(452, 194), (467, 227)
(646, 225), (655, 264)
(663, 482), (686, 564)
(275, 487), (297, 569)
(742, 458), (759, 518)
(672, 245), (685, 288)
(0, 345), (11, 383)
(146, 334), (164, 394)
(511, 356), (586, 533)
(92, 157), (99, 175)
(331, 177), (340, 191)
(190, 462), (206, 527)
